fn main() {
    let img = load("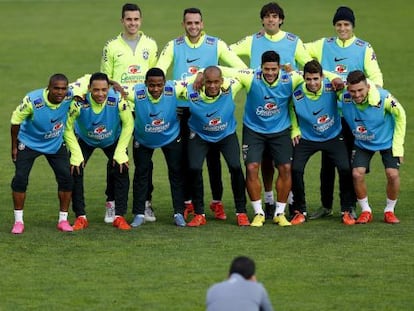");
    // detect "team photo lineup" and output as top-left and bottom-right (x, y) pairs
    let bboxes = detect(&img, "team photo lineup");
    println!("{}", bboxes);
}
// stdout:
(10, 2), (406, 235)
(3, 1), (411, 310)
